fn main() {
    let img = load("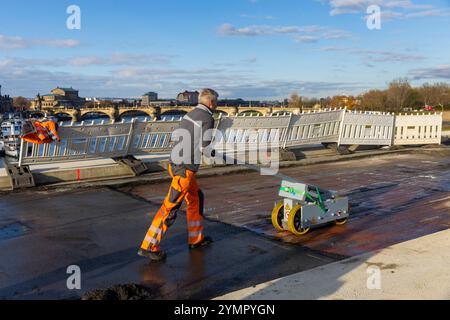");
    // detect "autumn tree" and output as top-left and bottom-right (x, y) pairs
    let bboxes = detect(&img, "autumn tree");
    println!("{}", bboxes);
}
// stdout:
(329, 95), (356, 109)
(13, 96), (31, 111)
